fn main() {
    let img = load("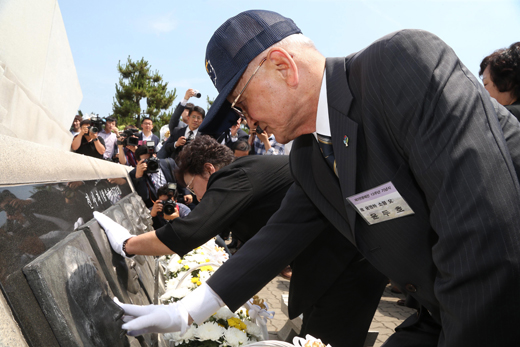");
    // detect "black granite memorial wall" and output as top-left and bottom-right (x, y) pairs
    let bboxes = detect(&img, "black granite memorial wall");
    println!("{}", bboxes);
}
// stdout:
(0, 178), (145, 346)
